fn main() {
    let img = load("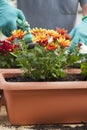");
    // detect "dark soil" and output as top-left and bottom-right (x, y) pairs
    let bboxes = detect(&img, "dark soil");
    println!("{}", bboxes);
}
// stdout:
(5, 74), (87, 82)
